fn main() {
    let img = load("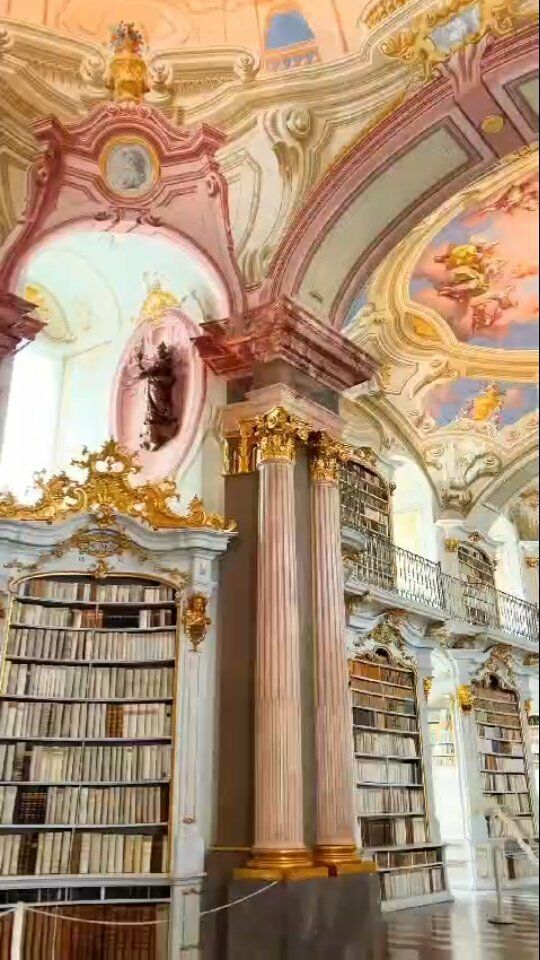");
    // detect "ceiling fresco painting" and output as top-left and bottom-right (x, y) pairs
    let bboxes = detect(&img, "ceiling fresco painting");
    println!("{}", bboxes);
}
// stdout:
(410, 171), (539, 351)
(344, 147), (539, 514)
